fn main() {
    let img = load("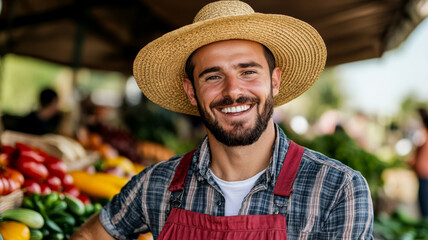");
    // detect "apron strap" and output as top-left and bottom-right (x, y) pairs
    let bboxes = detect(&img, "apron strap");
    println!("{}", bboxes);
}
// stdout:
(169, 149), (197, 192)
(169, 141), (304, 196)
(273, 140), (304, 197)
